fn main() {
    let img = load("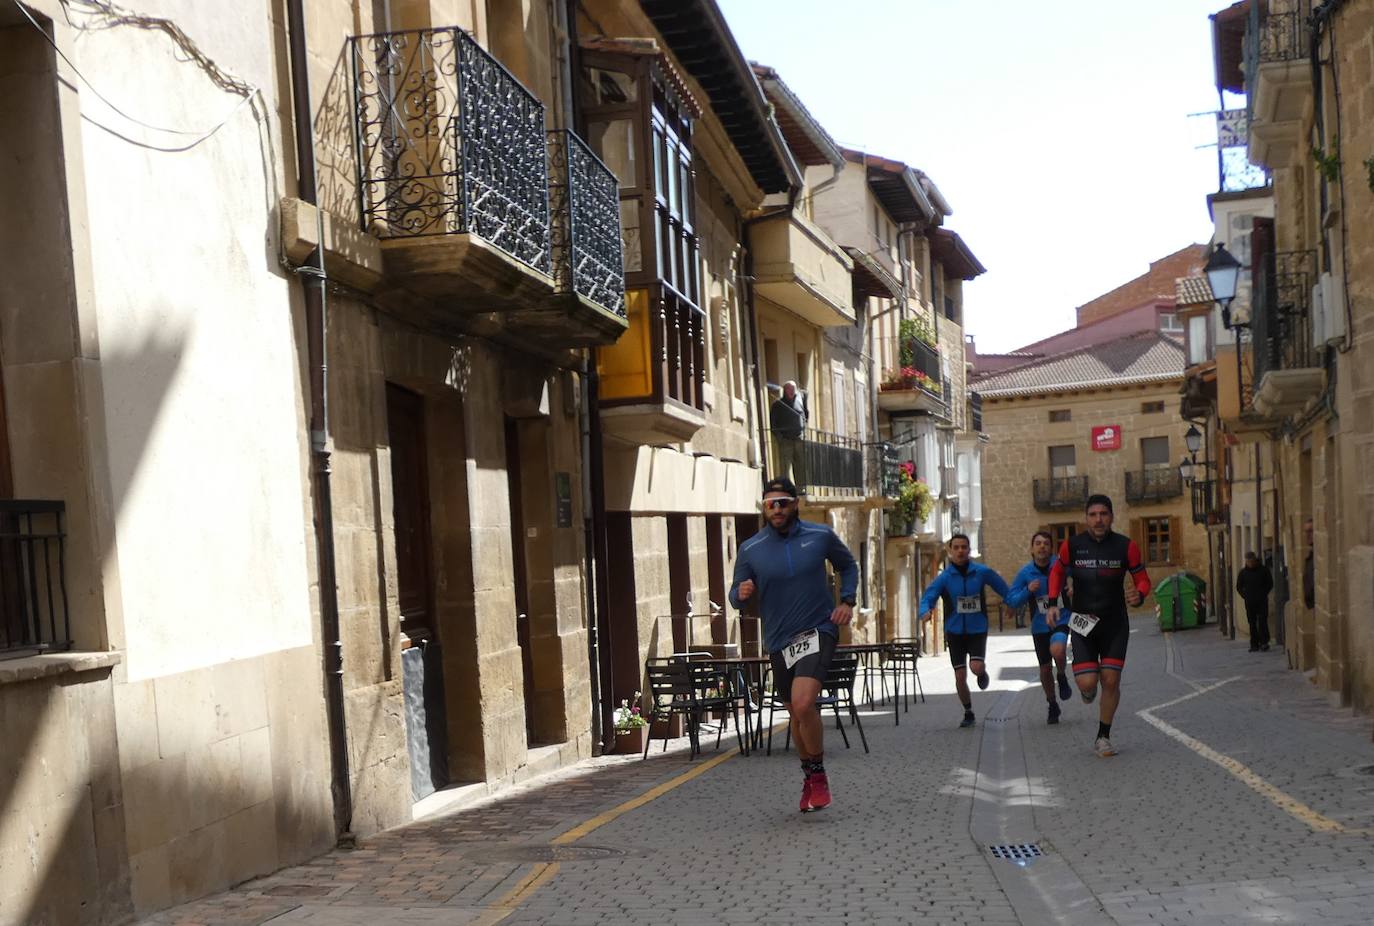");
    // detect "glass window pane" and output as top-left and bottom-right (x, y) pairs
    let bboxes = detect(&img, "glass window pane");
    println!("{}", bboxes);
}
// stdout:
(1141, 436), (1170, 468)
(1049, 445), (1076, 475)
(586, 120), (637, 189)
(583, 66), (638, 105)
(620, 199), (642, 273)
